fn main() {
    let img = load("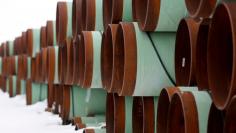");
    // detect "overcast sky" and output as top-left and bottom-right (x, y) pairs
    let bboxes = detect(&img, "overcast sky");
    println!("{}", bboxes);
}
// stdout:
(0, 0), (72, 43)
